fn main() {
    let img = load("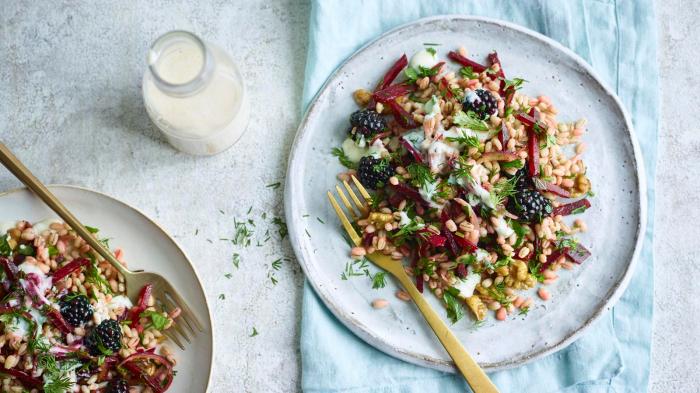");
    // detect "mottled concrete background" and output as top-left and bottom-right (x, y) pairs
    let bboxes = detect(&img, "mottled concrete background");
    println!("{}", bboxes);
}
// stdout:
(0, 1), (696, 392)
